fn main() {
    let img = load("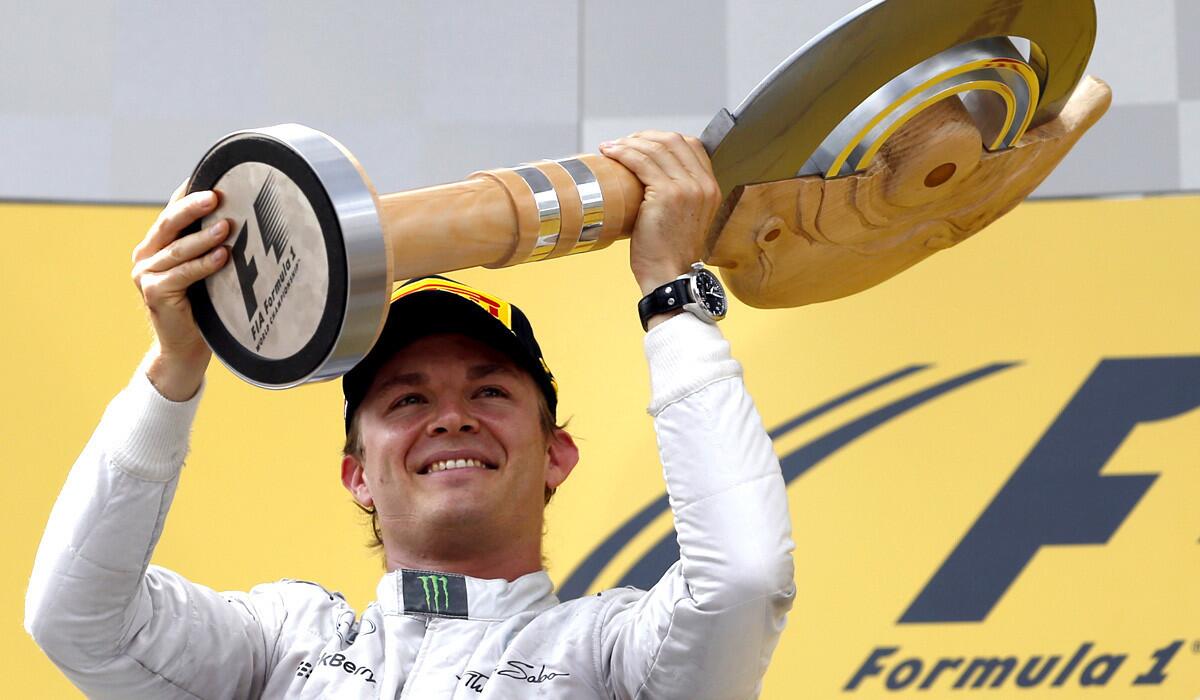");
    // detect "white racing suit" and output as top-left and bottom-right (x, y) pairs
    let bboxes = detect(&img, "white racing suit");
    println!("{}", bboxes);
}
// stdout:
(27, 315), (795, 699)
